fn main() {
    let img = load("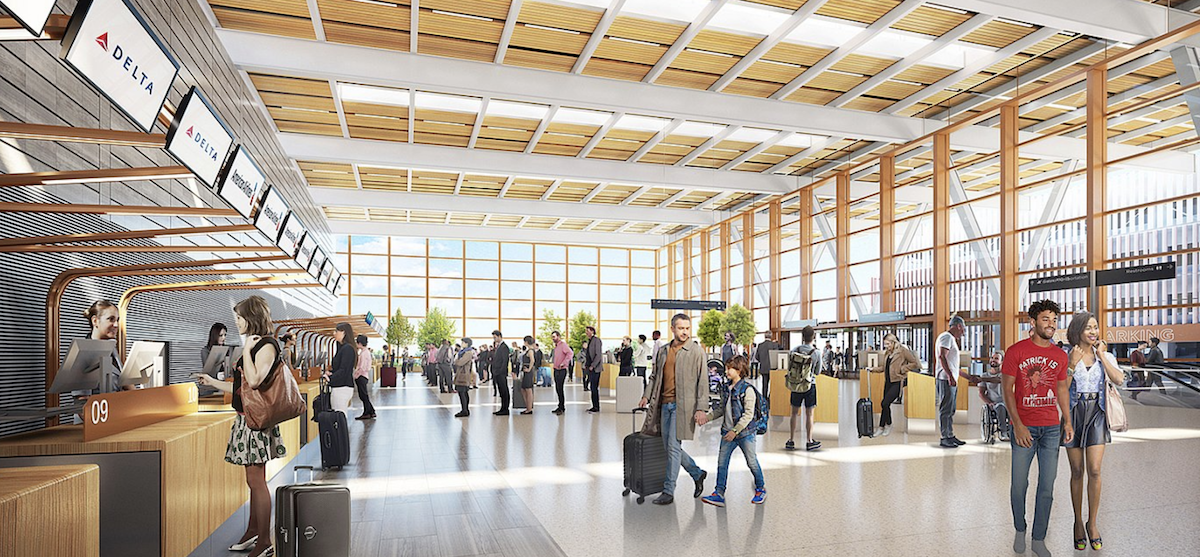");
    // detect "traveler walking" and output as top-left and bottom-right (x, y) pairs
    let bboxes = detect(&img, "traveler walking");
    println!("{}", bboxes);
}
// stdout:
(453, 338), (478, 418)
(1004, 300), (1074, 557)
(936, 315), (978, 448)
(352, 335), (376, 420)
(491, 331), (512, 416)
(786, 326), (822, 451)
(551, 331), (574, 415)
(638, 313), (709, 505)
(1064, 312), (1124, 551)
(700, 355), (766, 507)
(866, 333), (919, 437)
(721, 333), (737, 363)
(583, 327), (603, 413)
(1128, 340), (1146, 400)
(1144, 337), (1166, 395)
